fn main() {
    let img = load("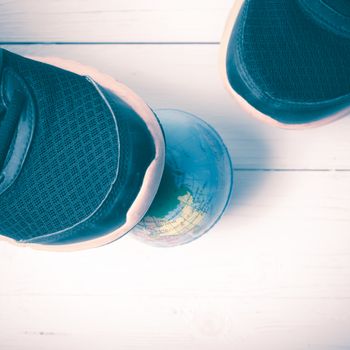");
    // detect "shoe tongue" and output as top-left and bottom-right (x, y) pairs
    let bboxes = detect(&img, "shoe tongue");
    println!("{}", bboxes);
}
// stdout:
(299, 0), (350, 38)
(322, 0), (350, 17)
